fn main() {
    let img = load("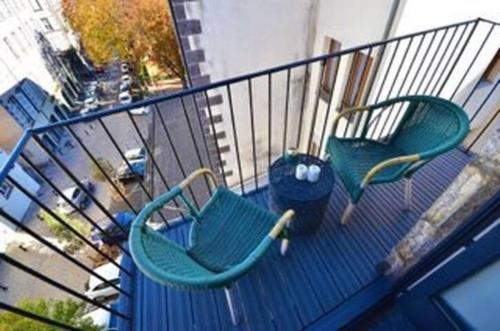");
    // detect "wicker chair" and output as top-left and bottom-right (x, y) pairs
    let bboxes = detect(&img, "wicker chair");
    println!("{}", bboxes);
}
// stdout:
(326, 95), (469, 224)
(129, 169), (294, 325)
